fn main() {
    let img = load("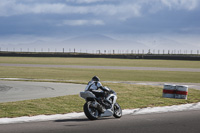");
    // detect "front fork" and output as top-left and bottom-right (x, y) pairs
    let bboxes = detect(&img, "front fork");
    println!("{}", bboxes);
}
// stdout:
(106, 94), (117, 109)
